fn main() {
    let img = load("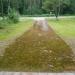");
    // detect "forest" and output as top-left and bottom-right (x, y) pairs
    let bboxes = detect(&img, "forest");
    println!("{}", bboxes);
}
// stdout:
(0, 0), (75, 16)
